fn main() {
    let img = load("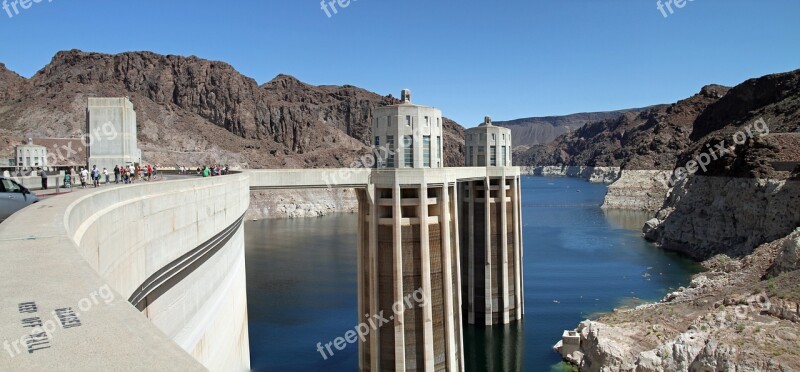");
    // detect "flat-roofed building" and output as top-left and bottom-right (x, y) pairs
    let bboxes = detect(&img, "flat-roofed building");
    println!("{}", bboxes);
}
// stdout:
(15, 139), (48, 168)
